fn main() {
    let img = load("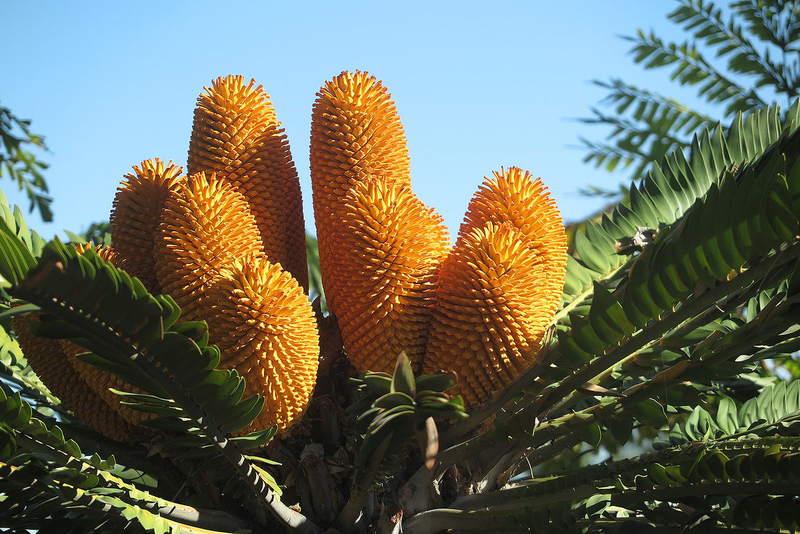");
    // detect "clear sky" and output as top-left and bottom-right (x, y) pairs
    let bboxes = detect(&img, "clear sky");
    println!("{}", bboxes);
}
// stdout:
(2, 1), (695, 241)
